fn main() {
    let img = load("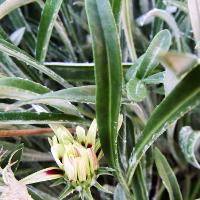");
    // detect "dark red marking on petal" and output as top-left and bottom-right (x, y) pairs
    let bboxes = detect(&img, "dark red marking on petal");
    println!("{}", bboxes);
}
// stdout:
(46, 169), (64, 176)
(87, 143), (92, 148)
